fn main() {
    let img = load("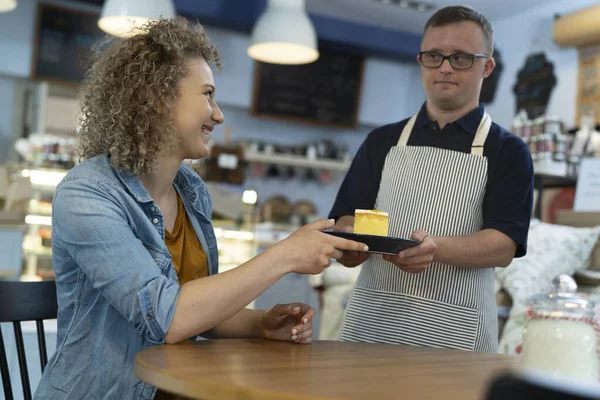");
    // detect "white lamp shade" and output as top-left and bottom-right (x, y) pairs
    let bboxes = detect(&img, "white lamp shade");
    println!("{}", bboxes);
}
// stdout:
(0, 0), (17, 13)
(98, 0), (175, 38)
(248, 0), (319, 65)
